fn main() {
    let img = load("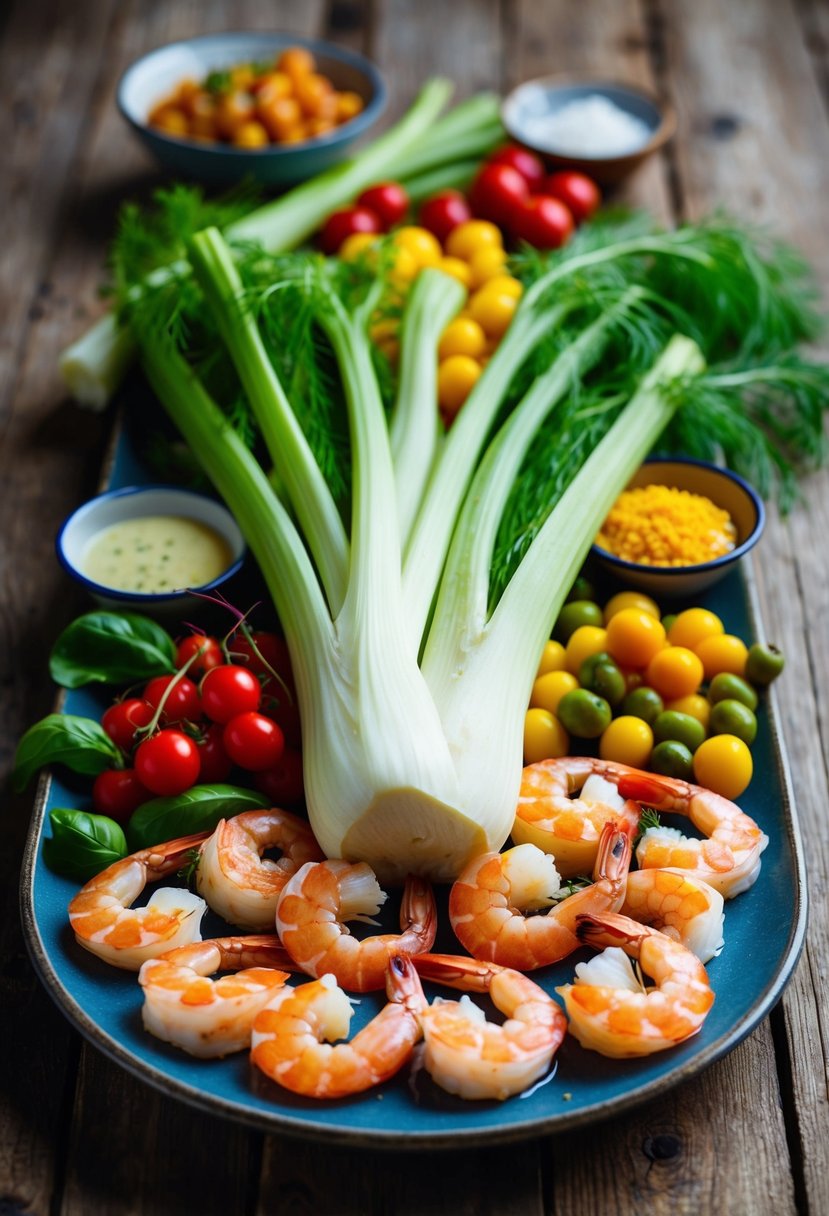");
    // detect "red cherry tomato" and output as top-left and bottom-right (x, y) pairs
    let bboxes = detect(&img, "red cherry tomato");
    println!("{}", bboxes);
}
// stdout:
(223, 712), (285, 772)
(135, 730), (201, 797)
(143, 675), (202, 724)
(254, 748), (305, 804)
(418, 190), (472, 243)
(261, 689), (302, 749)
(511, 195), (575, 249)
(319, 206), (382, 255)
(230, 631), (293, 683)
(101, 698), (154, 752)
(200, 665), (261, 724)
(175, 633), (224, 678)
(469, 163), (529, 228)
(356, 182), (409, 230)
(195, 723), (233, 783)
(541, 171), (601, 223)
(91, 769), (150, 824)
(487, 144), (546, 191)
